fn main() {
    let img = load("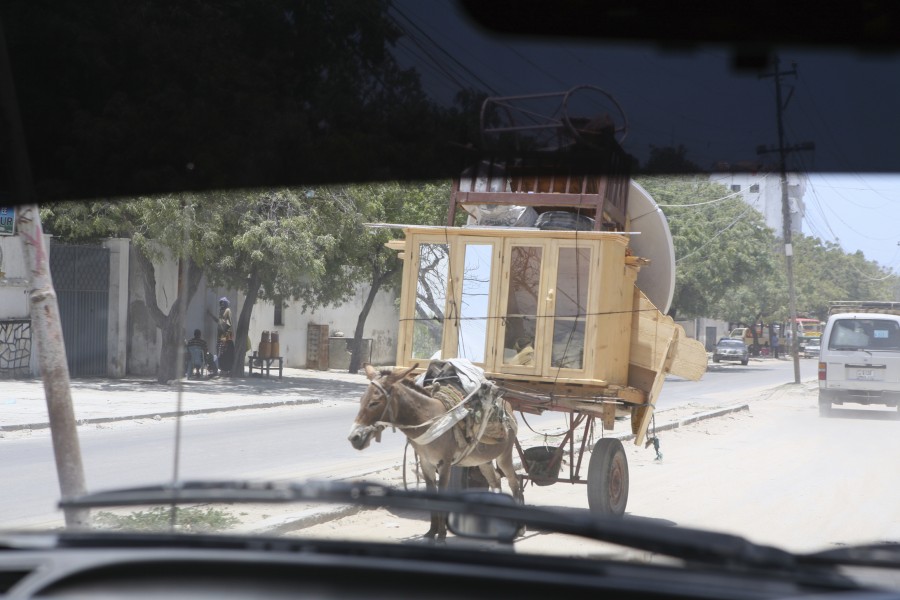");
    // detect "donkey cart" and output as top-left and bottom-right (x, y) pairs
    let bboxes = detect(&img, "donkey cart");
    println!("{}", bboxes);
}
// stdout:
(363, 91), (707, 515)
